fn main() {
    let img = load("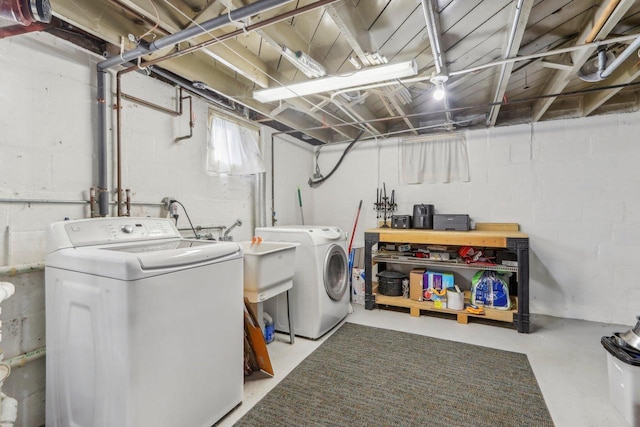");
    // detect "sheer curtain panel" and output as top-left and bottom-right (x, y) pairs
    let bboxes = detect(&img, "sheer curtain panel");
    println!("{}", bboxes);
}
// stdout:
(399, 134), (470, 184)
(207, 115), (265, 176)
